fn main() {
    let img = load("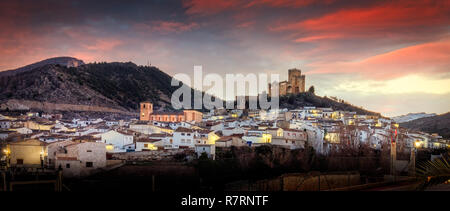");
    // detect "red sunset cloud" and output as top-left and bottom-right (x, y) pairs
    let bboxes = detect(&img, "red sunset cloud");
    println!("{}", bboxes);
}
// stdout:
(270, 0), (450, 41)
(308, 39), (450, 80)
